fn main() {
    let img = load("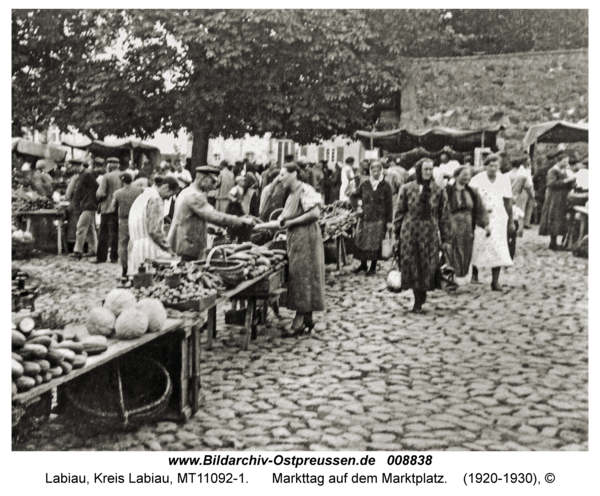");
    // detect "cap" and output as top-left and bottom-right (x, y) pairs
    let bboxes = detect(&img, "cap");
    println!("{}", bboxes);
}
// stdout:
(297, 156), (309, 165)
(93, 157), (105, 165)
(36, 159), (57, 172)
(219, 160), (230, 168)
(107, 157), (120, 164)
(68, 158), (85, 165)
(196, 166), (221, 176)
